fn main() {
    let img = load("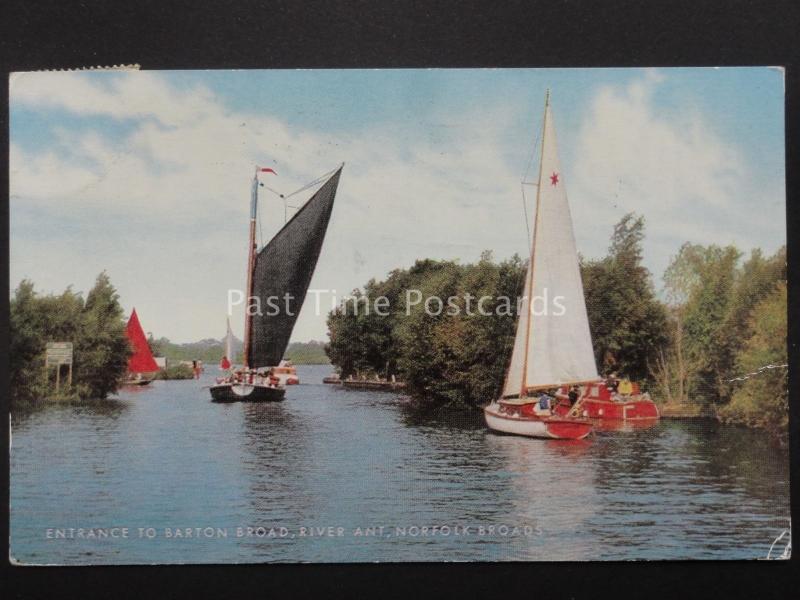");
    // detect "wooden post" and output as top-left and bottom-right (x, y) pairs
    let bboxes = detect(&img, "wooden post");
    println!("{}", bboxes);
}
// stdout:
(67, 363), (73, 388)
(55, 364), (61, 394)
